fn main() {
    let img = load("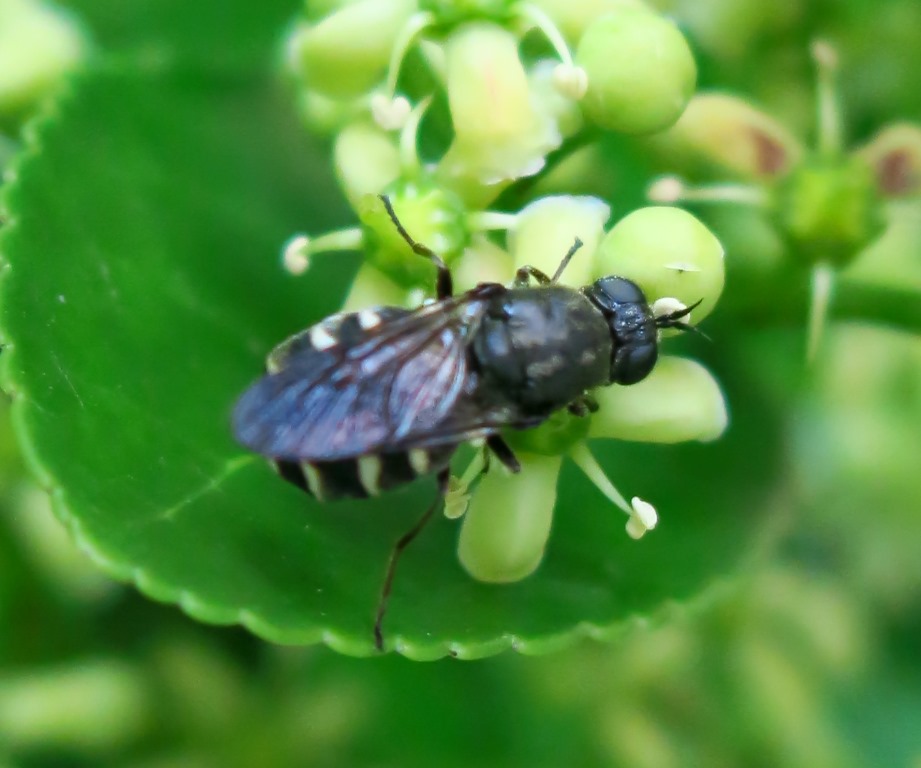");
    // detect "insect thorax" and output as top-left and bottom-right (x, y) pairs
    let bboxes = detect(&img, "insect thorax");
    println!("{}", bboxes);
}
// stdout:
(471, 286), (612, 414)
